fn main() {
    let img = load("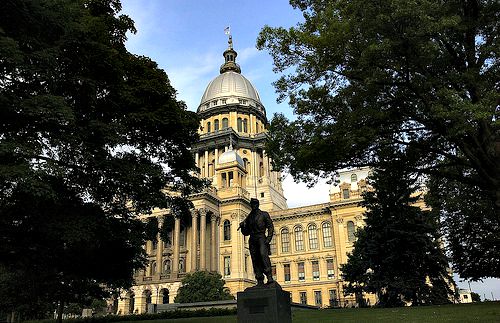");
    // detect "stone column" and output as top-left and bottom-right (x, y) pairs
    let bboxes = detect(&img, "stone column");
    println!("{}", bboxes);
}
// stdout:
(195, 152), (199, 169)
(156, 217), (164, 275)
(210, 214), (217, 271)
(204, 150), (209, 178)
(172, 216), (181, 275)
(191, 209), (198, 271)
(215, 148), (219, 168)
(199, 209), (207, 270)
